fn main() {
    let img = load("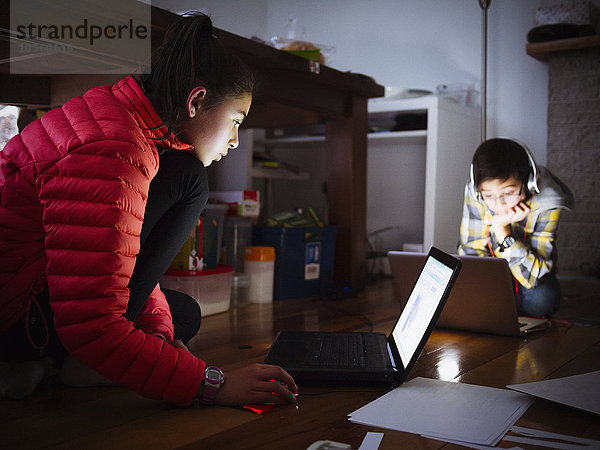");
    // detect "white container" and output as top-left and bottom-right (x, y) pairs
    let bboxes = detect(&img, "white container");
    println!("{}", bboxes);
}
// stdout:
(161, 265), (233, 316)
(231, 272), (250, 307)
(223, 216), (253, 273)
(244, 246), (275, 303)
